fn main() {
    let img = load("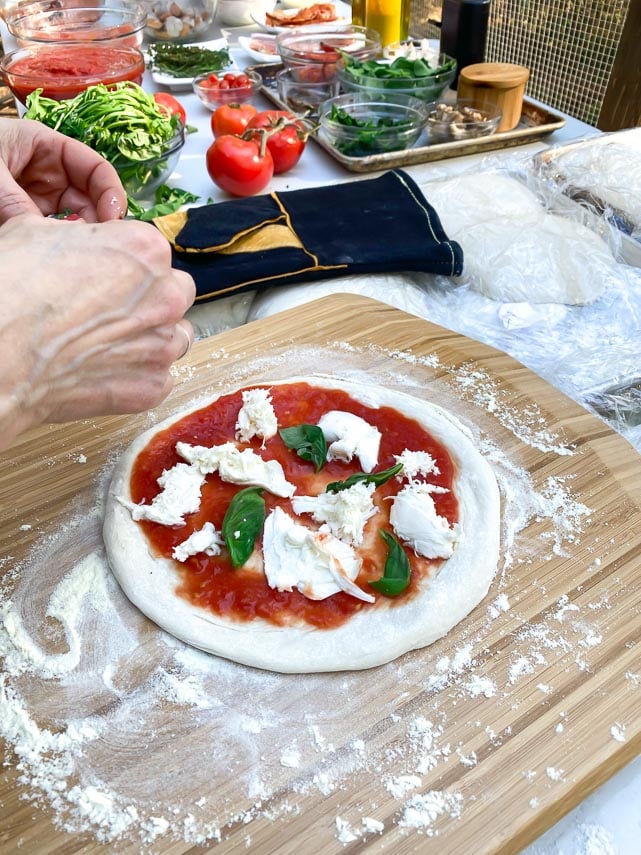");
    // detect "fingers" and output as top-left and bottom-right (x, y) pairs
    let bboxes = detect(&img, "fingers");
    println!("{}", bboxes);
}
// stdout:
(59, 142), (128, 222)
(173, 320), (194, 361)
